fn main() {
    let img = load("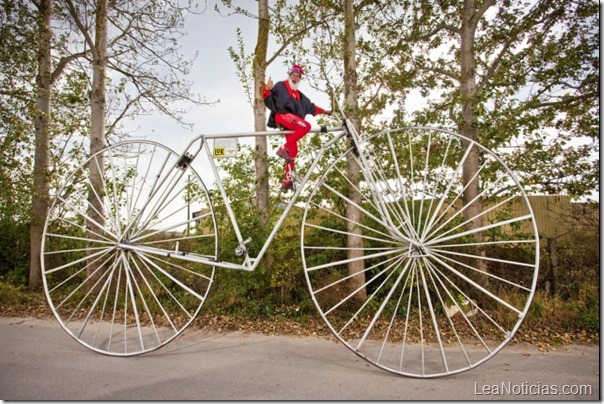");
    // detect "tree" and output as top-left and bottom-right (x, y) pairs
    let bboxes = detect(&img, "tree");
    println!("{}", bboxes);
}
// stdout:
(342, 0), (366, 300)
(252, 0), (270, 225)
(29, 0), (53, 289)
(64, 0), (108, 272)
(457, 0), (484, 233)
(1, 0), (94, 288)
(0, 0), (38, 284)
(221, 0), (338, 226)
(24, 0), (212, 288)
(387, 0), (598, 200)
